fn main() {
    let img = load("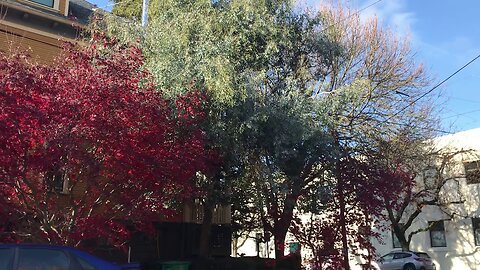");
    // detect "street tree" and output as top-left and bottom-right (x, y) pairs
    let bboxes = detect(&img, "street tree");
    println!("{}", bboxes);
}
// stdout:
(96, 0), (336, 259)
(97, 1), (437, 264)
(278, 3), (437, 268)
(374, 137), (472, 251)
(289, 158), (402, 269)
(236, 92), (334, 259)
(0, 33), (211, 248)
